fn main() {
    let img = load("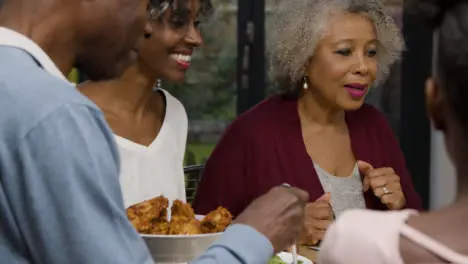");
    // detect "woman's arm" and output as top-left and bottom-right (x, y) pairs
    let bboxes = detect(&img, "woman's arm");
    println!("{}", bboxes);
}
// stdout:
(192, 119), (254, 217)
